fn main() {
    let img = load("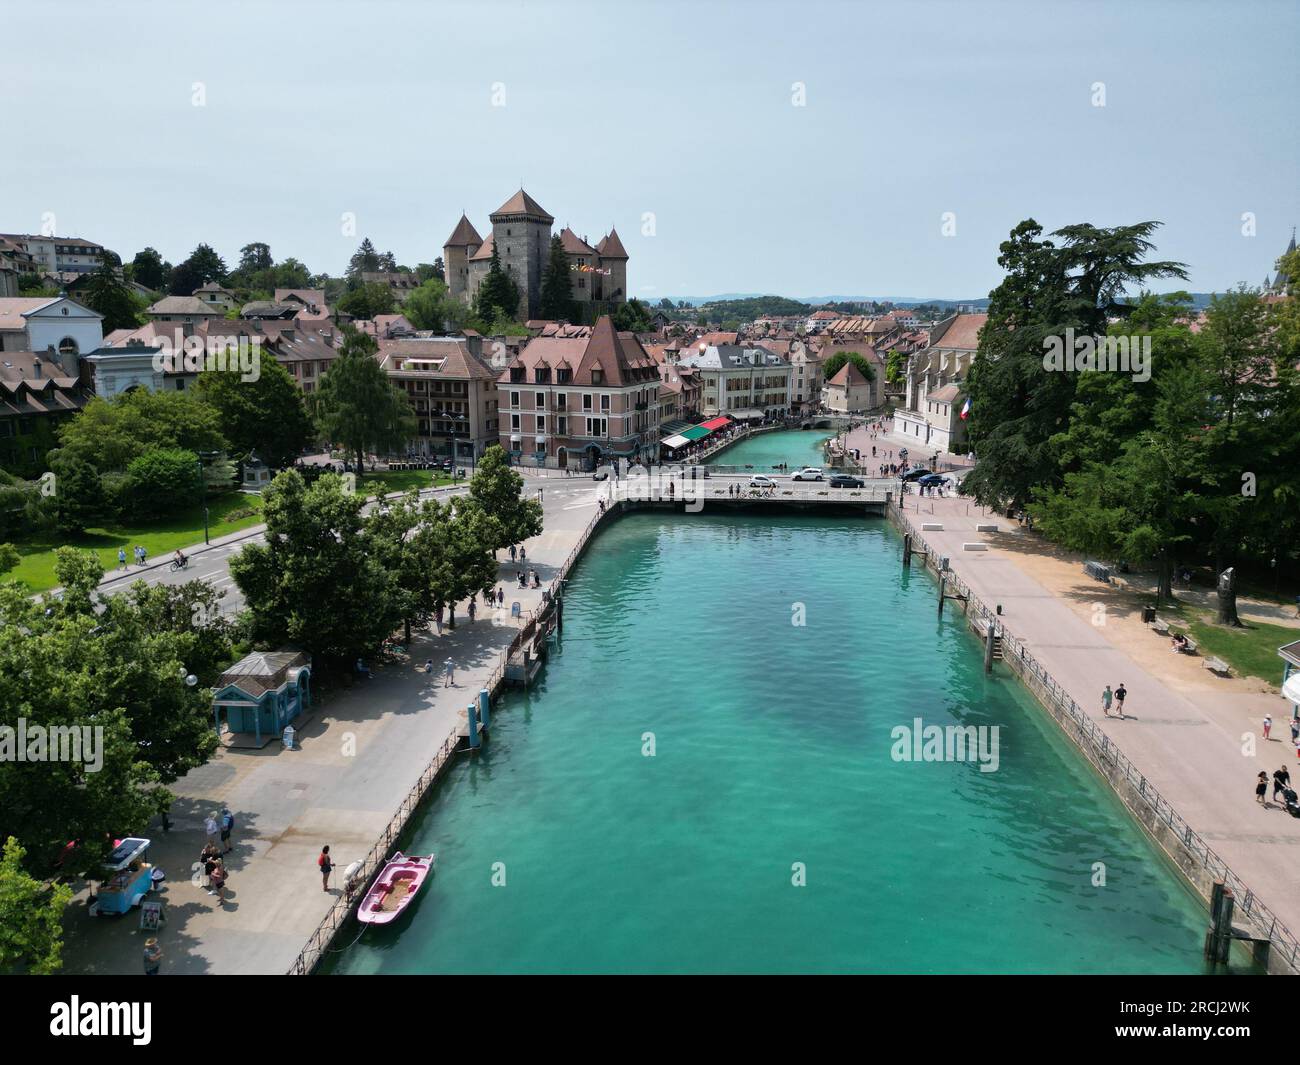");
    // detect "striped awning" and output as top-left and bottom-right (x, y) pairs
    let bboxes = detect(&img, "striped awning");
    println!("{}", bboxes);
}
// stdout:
(700, 416), (732, 431)
(661, 434), (690, 449)
(680, 425), (711, 441)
